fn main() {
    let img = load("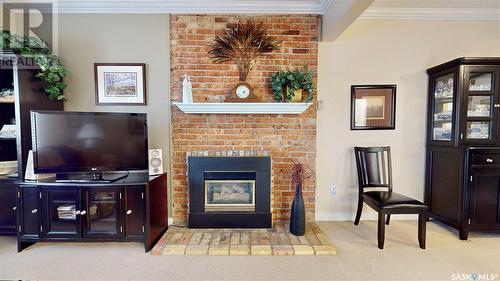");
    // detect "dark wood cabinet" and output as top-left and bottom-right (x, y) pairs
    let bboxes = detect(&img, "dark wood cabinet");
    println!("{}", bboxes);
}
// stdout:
(19, 187), (40, 239)
(16, 173), (167, 252)
(124, 187), (145, 239)
(40, 187), (80, 238)
(0, 52), (63, 236)
(0, 182), (17, 234)
(467, 148), (500, 232)
(82, 187), (122, 238)
(426, 58), (500, 240)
